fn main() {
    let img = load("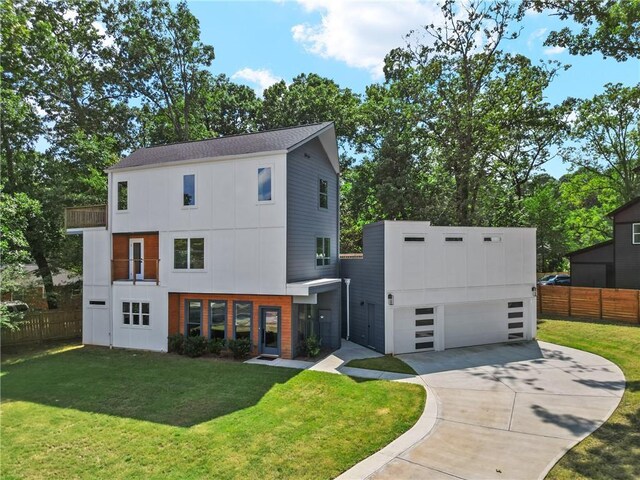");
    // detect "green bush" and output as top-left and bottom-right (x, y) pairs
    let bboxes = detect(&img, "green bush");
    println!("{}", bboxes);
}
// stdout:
(208, 338), (226, 356)
(227, 338), (251, 359)
(301, 335), (322, 358)
(167, 333), (185, 354)
(183, 335), (208, 358)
